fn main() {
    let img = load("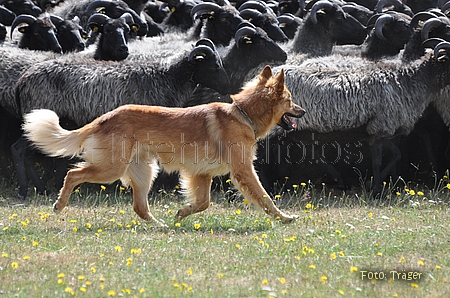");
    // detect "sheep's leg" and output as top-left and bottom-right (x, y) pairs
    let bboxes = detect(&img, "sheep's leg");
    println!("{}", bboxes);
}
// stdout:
(371, 139), (401, 196)
(24, 147), (47, 195)
(380, 139), (401, 182)
(231, 165), (297, 223)
(370, 139), (384, 196)
(11, 137), (31, 199)
(176, 173), (212, 220)
(125, 162), (163, 226)
(413, 128), (437, 174)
